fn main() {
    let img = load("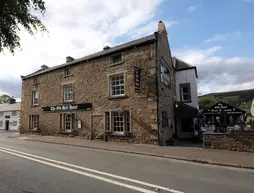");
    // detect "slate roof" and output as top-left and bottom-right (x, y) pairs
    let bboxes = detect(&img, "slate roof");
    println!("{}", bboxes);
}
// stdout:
(22, 33), (157, 80)
(173, 57), (198, 78)
(0, 103), (21, 112)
